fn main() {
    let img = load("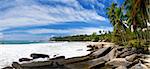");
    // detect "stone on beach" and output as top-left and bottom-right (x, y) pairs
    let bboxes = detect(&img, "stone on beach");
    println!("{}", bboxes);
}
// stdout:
(12, 62), (22, 69)
(87, 56), (108, 69)
(2, 66), (13, 69)
(106, 58), (131, 67)
(2, 42), (150, 69)
(115, 66), (127, 69)
(19, 58), (33, 62)
(90, 47), (112, 58)
(119, 51), (135, 58)
(131, 61), (149, 69)
(51, 56), (65, 60)
(12, 60), (69, 69)
(107, 47), (117, 60)
(144, 63), (150, 68)
(50, 56), (66, 65)
(30, 53), (49, 59)
(125, 54), (138, 62)
(64, 56), (90, 64)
